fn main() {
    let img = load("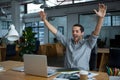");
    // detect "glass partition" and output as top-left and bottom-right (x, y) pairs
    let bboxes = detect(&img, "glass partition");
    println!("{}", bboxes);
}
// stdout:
(48, 16), (67, 43)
